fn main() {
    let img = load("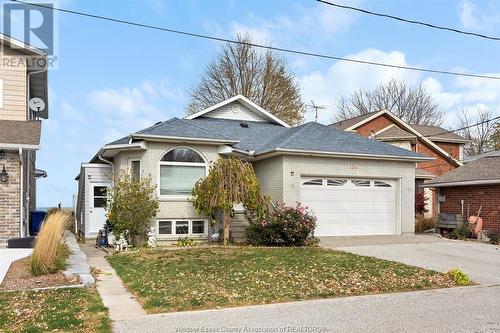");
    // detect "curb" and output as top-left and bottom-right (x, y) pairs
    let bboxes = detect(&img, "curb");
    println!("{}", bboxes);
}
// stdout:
(63, 231), (95, 286)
